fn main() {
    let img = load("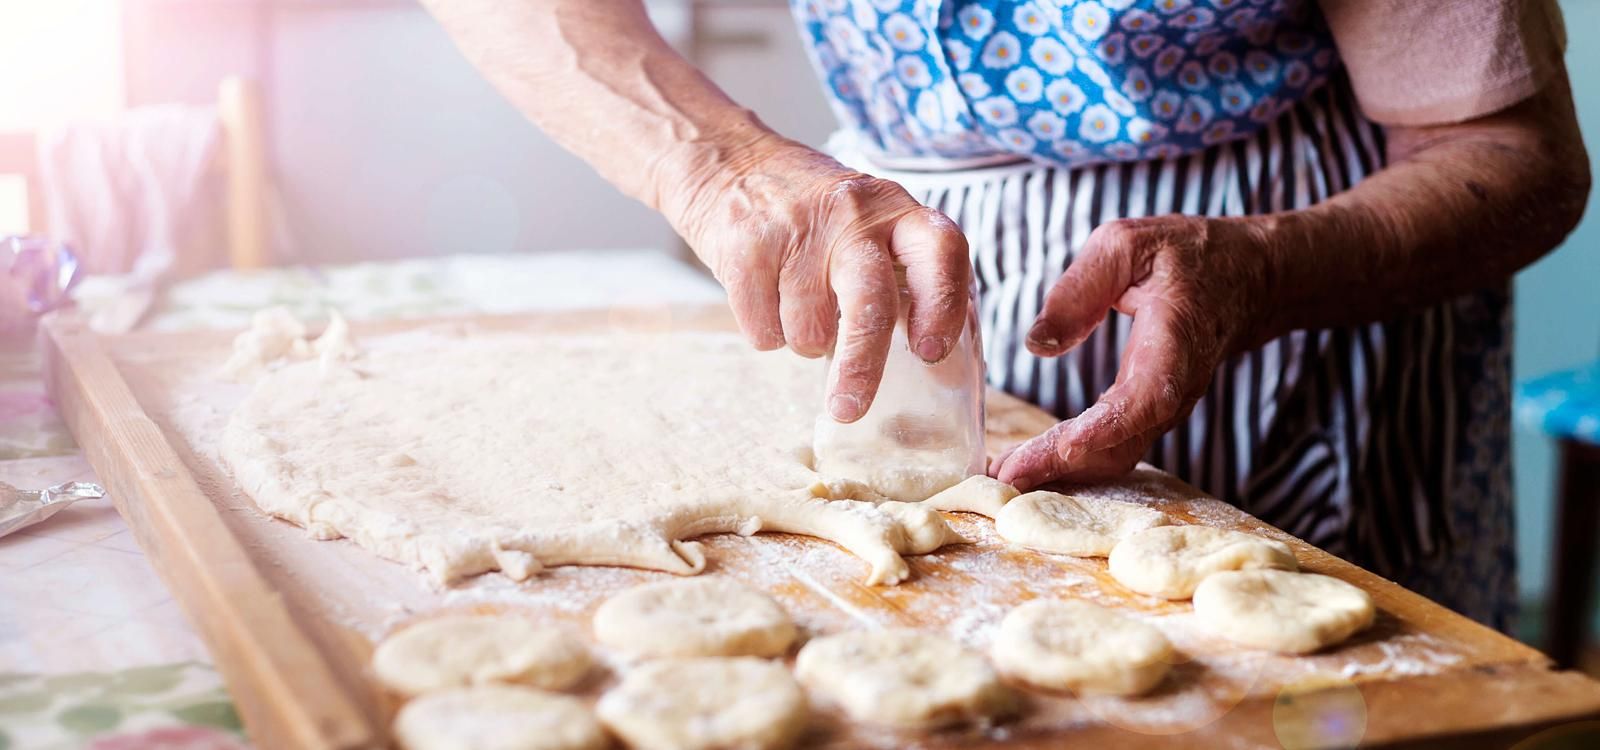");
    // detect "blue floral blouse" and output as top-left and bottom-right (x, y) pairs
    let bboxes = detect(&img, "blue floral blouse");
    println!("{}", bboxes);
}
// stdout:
(791, 0), (1340, 167)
